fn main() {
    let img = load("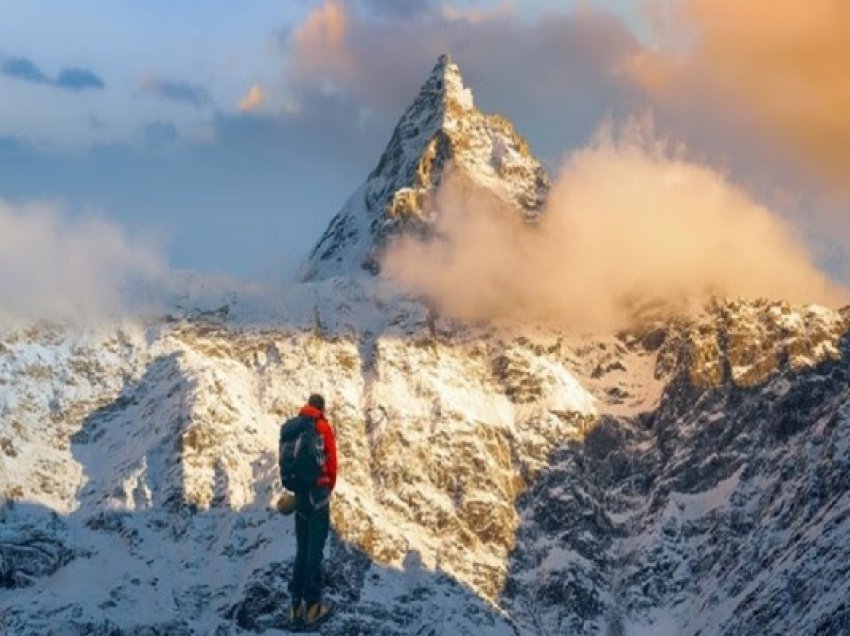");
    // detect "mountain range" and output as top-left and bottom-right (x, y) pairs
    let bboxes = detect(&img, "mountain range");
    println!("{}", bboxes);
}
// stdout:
(2, 56), (850, 636)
